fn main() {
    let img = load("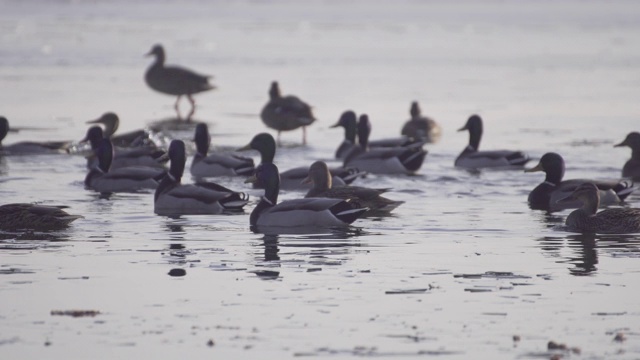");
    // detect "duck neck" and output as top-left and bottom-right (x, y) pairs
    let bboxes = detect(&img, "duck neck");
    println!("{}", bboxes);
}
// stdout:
(468, 127), (481, 151)
(169, 154), (185, 181)
(0, 121), (7, 144)
(259, 143), (276, 164)
(631, 147), (640, 161)
(579, 193), (599, 216)
(343, 119), (356, 144)
(153, 50), (165, 67)
(250, 184), (279, 226)
(154, 174), (178, 201)
(194, 128), (210, 157)
(544, 163), (564, 185)
(103, 119), (118, 138)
